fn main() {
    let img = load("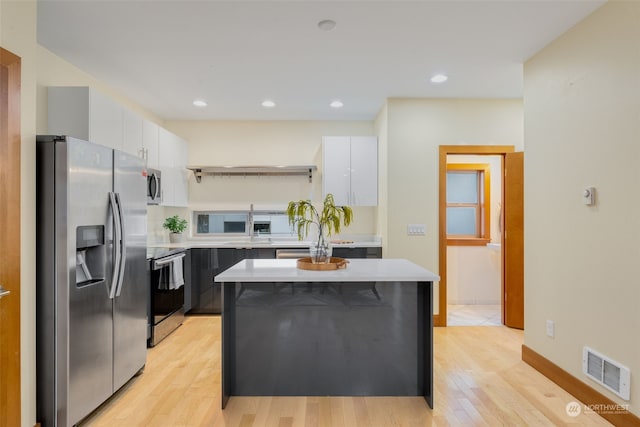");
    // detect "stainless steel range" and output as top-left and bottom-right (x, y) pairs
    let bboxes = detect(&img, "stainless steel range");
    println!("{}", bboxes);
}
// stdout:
(147, 248), (186, 347)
